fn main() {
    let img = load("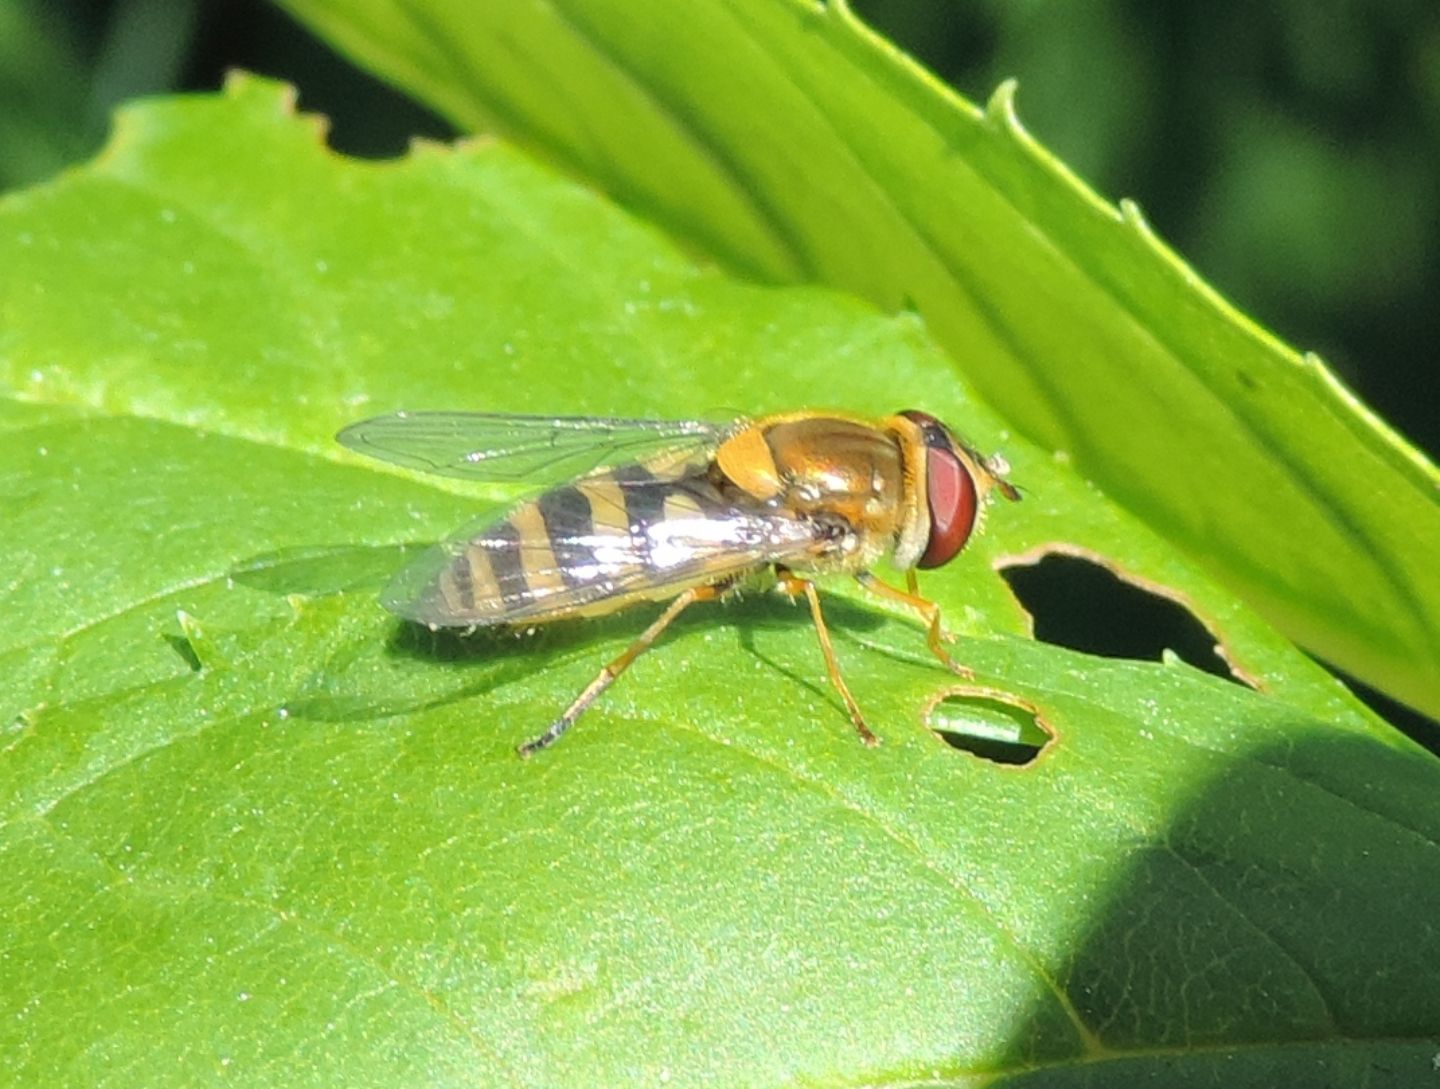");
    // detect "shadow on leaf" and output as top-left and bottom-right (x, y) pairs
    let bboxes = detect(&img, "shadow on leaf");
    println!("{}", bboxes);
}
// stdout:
(285, 585), (886, 728)
(994, 728), (1440, 1085)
